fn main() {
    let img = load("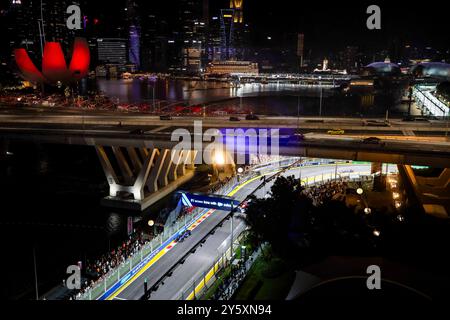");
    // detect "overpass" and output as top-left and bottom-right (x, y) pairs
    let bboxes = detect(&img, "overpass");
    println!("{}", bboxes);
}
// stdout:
(1, 116), (449, 167)
(1, 113), (449, 210)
